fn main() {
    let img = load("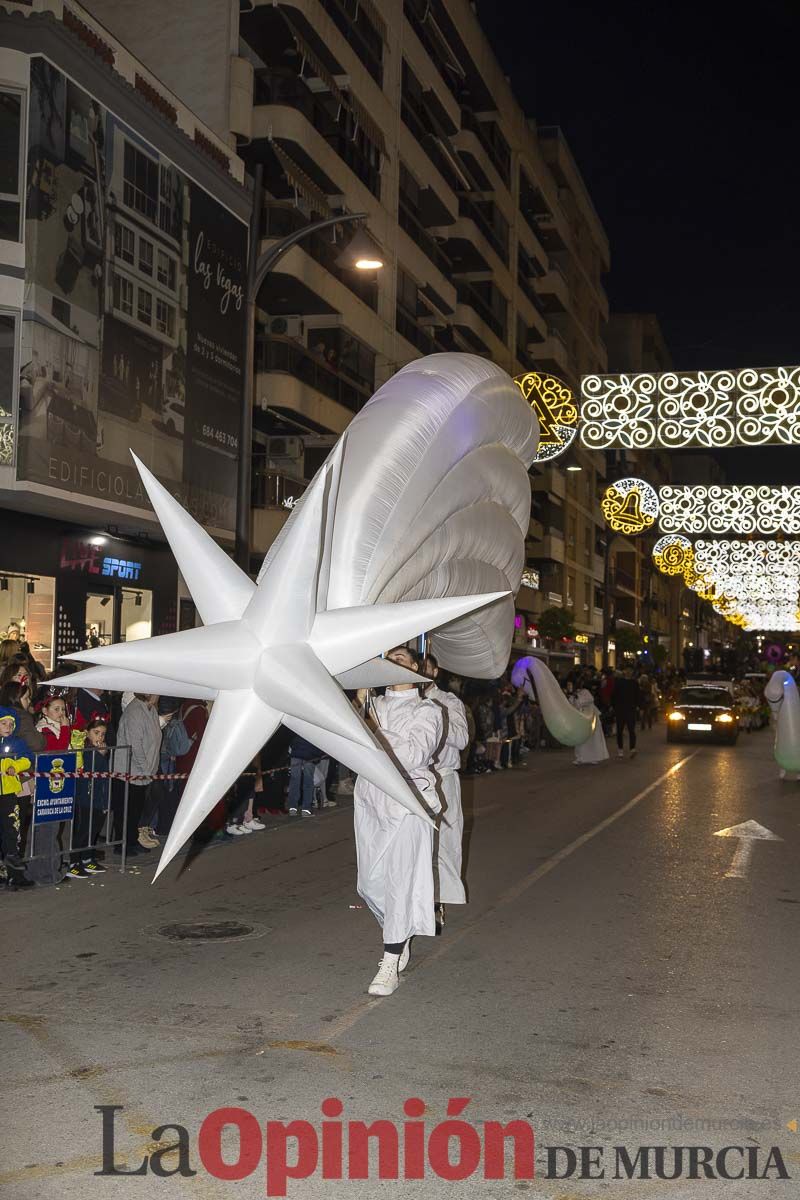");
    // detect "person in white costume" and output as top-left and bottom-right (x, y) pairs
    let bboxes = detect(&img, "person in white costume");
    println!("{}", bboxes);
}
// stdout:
(423, 653), (469, 922)
(354, 646), (443, 998)
(570, 676), (609, 765)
